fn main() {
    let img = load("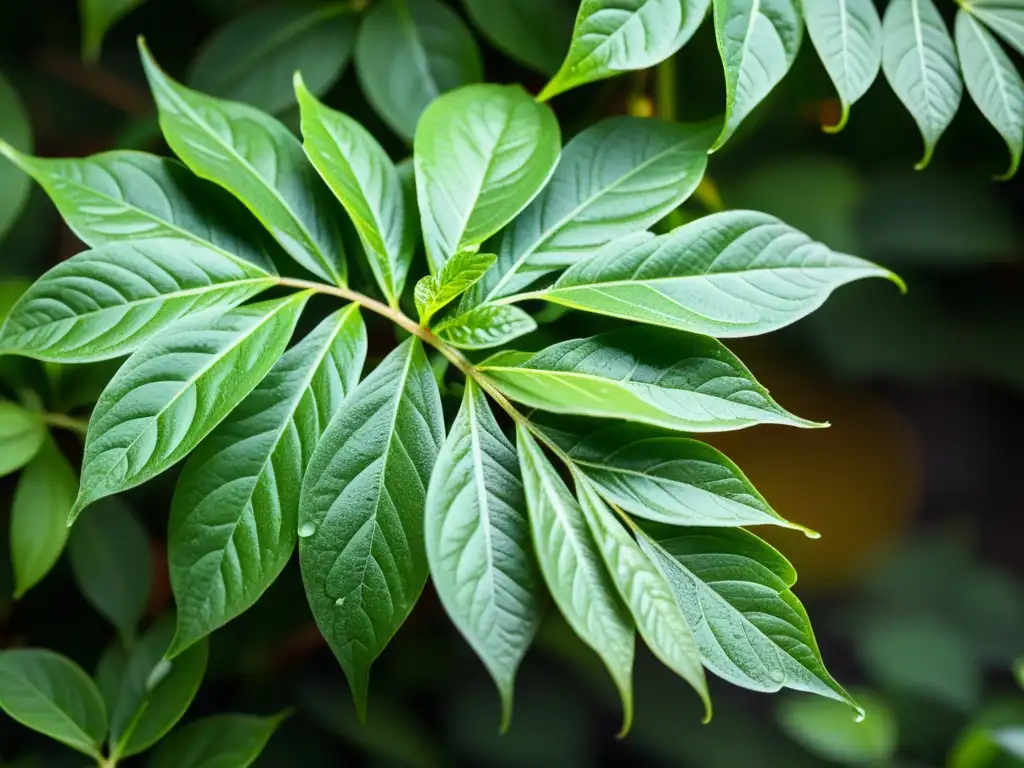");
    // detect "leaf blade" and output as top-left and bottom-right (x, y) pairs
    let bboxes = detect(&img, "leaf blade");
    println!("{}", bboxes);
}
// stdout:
(434, 304), (537, 350)
(147, 712), (286, 768)
(0, 399), (46, 477)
